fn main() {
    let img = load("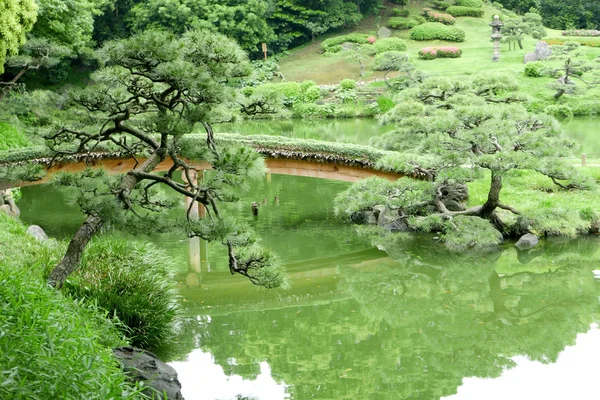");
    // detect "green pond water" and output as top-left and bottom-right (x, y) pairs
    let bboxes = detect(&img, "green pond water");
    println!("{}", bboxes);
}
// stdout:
(16, 118), (600, 400)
